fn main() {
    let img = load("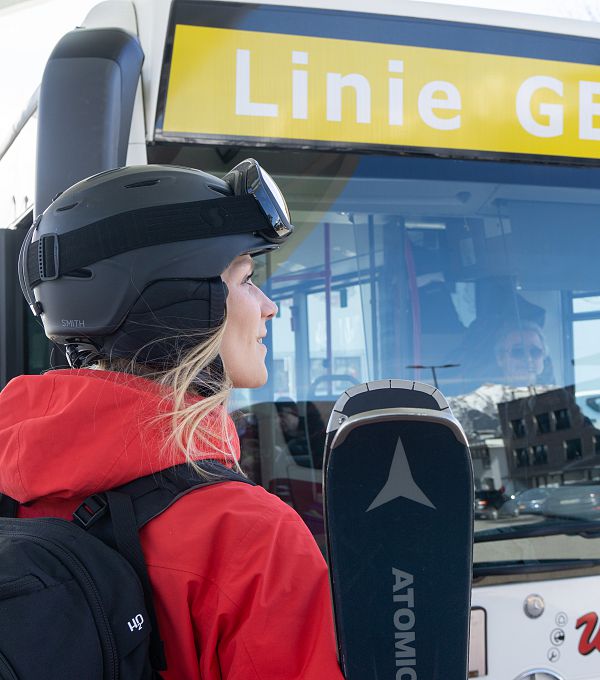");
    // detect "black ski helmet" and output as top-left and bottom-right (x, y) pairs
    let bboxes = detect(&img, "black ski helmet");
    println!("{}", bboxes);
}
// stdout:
(19, 161), (293, 367)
